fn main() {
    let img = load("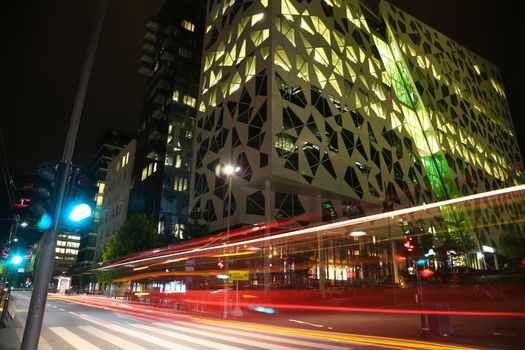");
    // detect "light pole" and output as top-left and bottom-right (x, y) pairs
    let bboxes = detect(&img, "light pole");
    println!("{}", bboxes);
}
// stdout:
(21, 1), (108, 348)
(221, 164), (240, 318)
